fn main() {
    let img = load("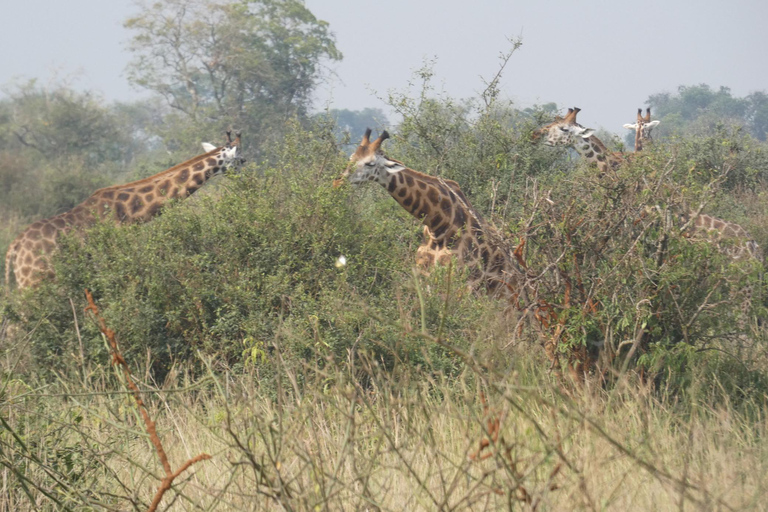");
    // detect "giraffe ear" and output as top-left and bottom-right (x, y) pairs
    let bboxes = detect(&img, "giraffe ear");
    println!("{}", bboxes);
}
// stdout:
(384, 160), (406, 173)
(623, 123), (638, 130)
(201, 142), (217, 153)
(576, 127), (595, 138)
(647, 120), (660, 128)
